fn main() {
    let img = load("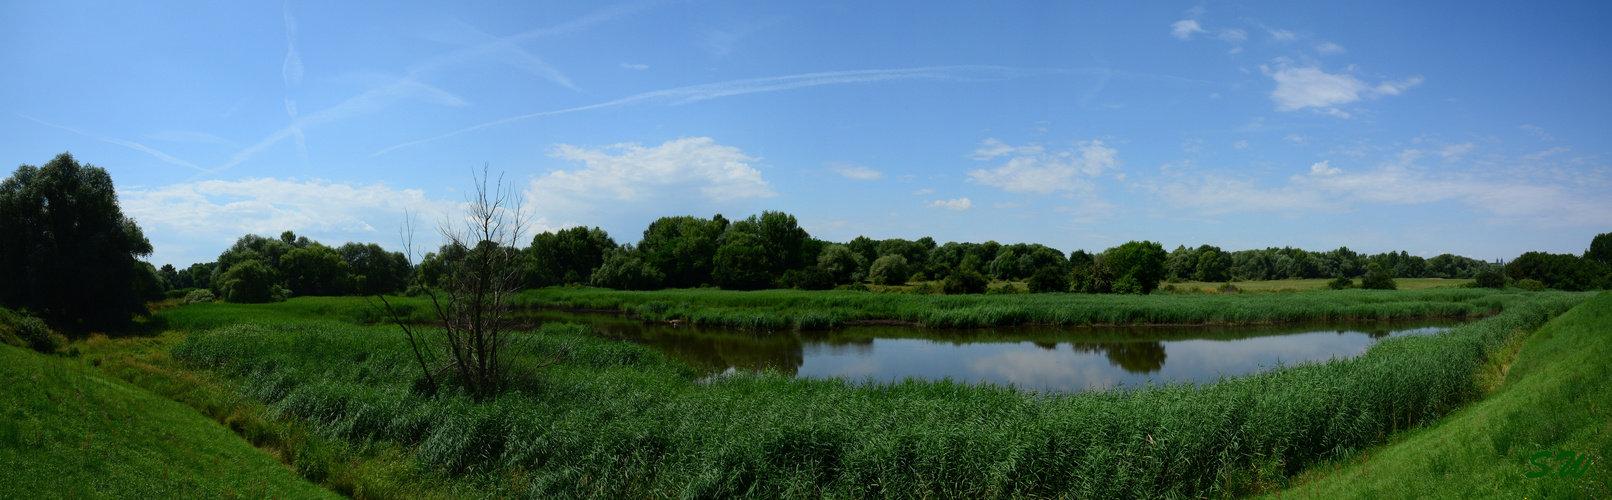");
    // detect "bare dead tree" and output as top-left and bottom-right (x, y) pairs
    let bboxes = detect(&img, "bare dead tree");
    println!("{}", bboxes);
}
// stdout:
(375, 165), (558, 399)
